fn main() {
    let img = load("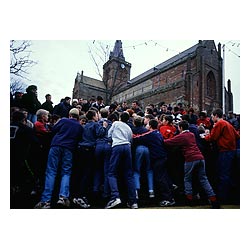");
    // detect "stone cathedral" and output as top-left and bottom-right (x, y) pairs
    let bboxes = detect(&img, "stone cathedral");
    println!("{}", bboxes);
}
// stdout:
(72, 40), (234, 114)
